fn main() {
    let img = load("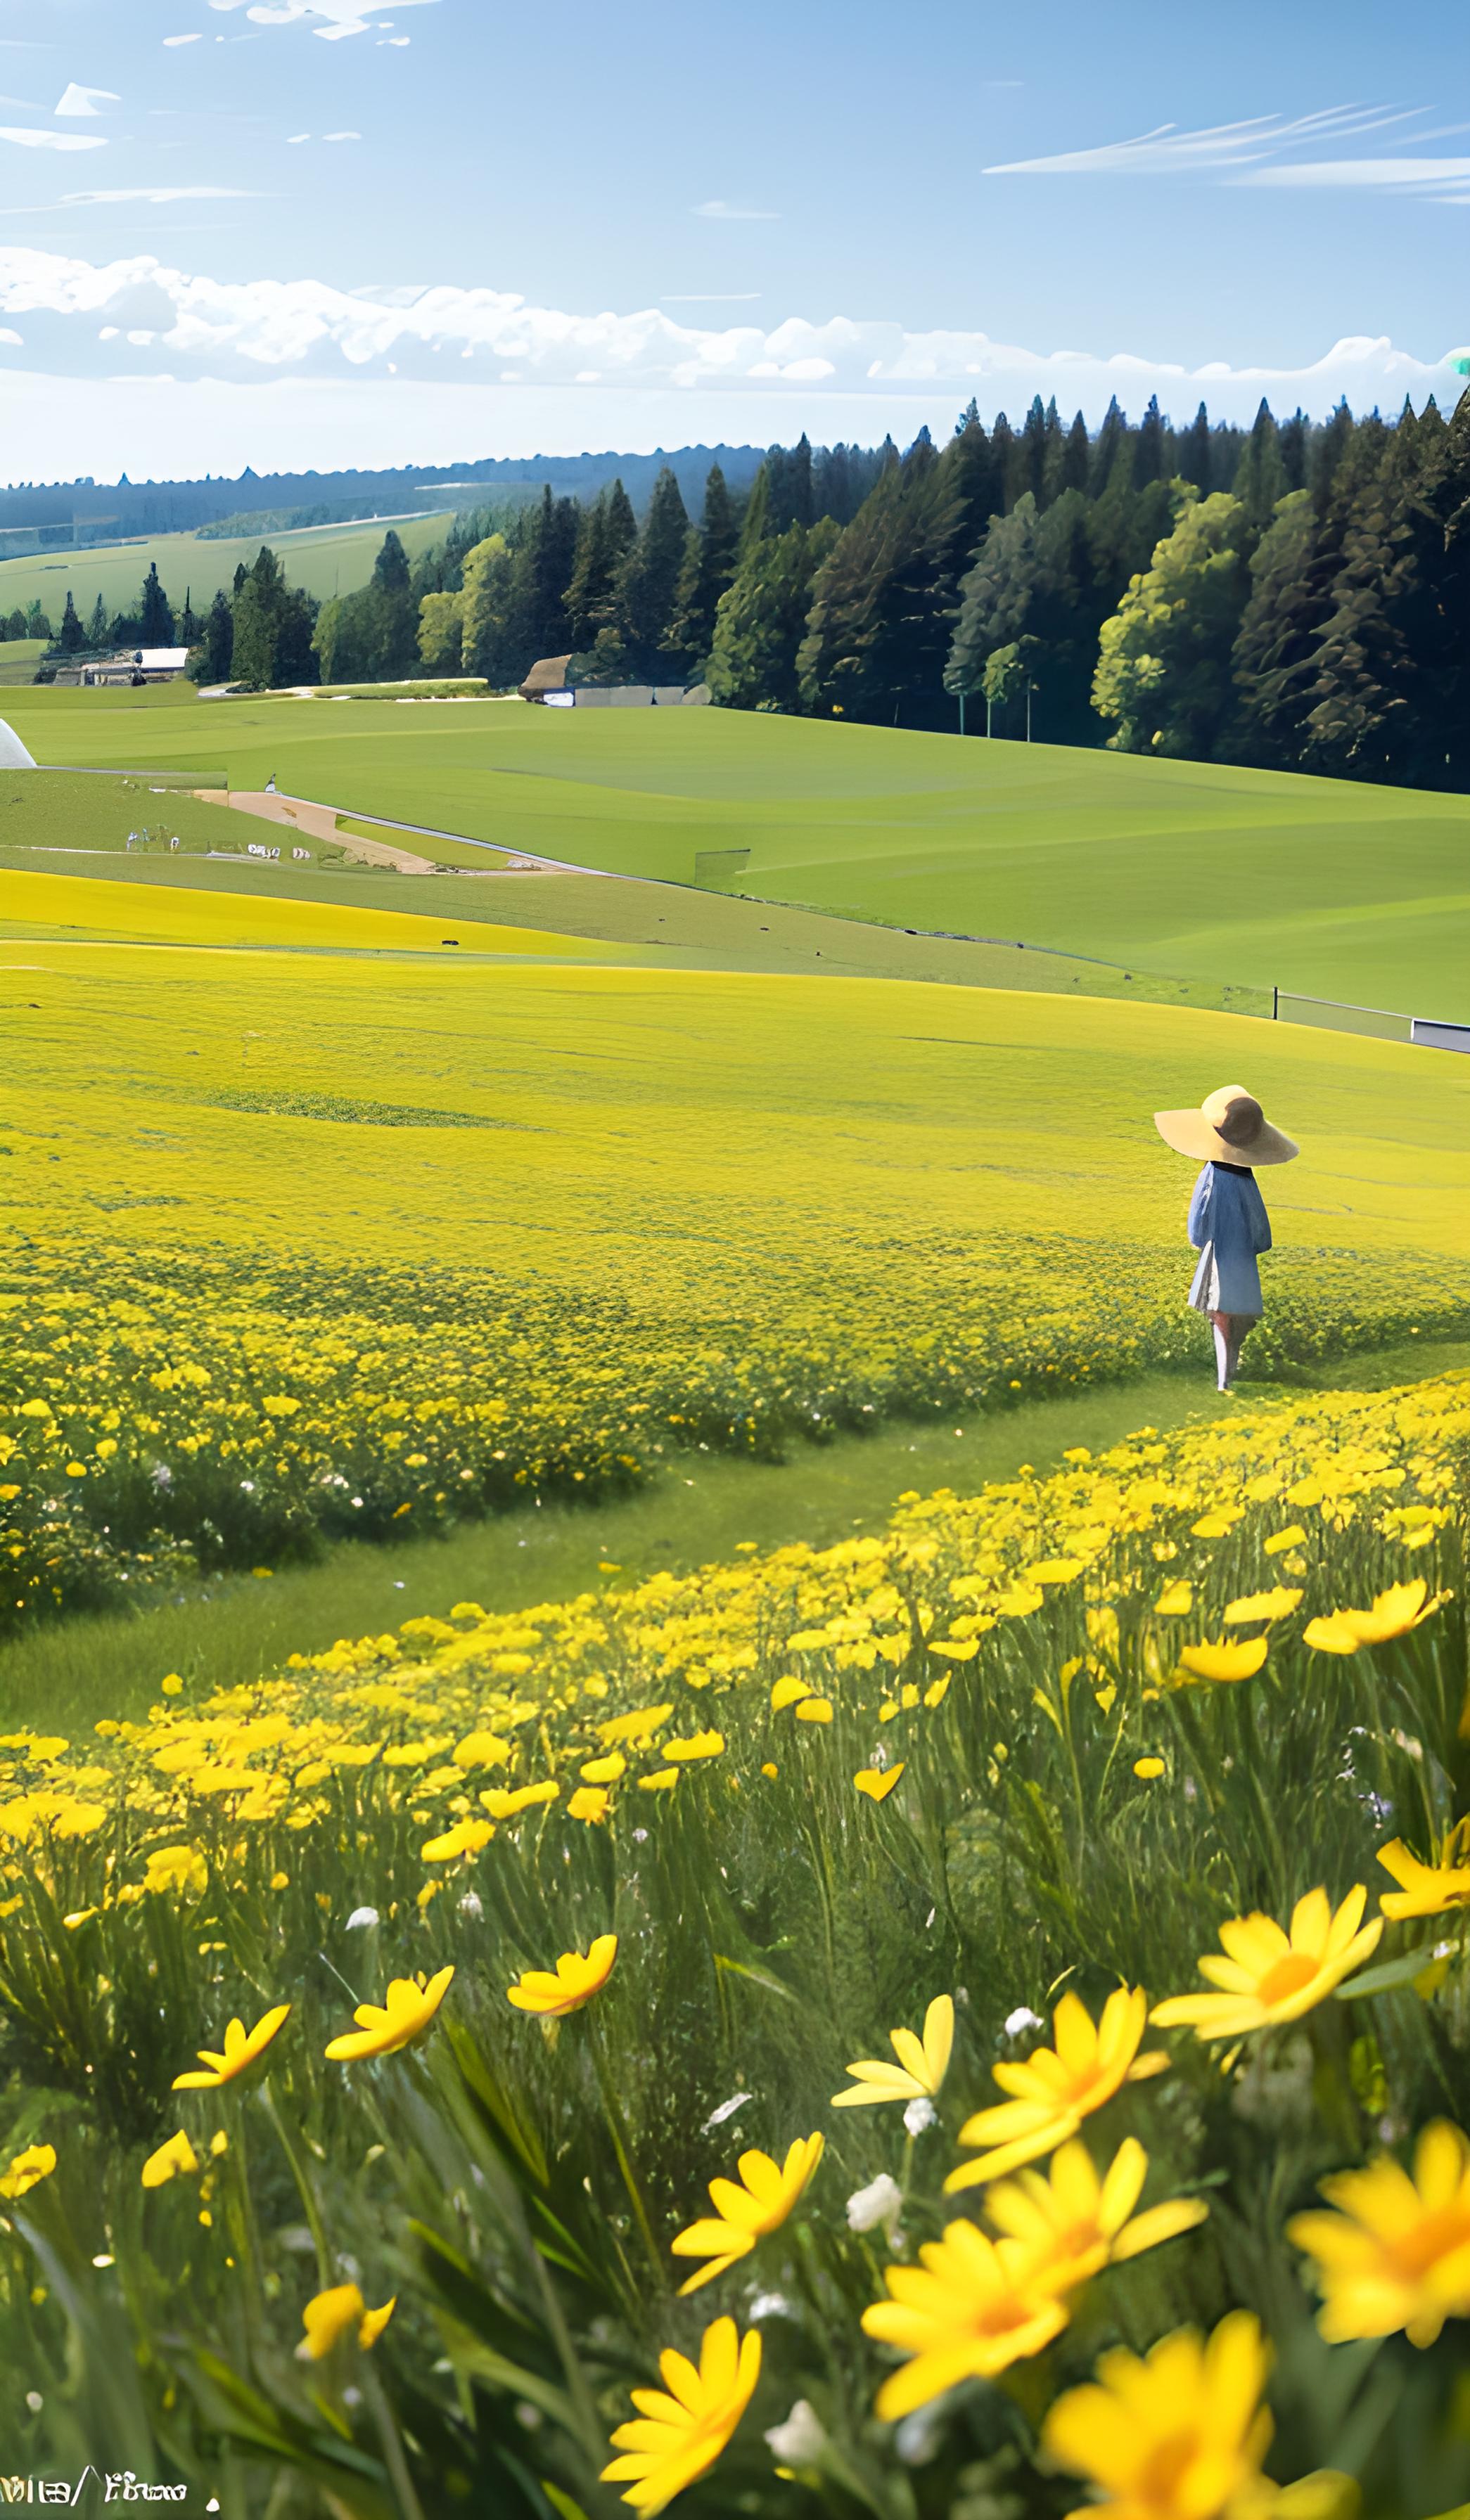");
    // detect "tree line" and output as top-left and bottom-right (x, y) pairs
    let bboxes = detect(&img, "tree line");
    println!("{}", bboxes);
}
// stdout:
(29, 387), (1470, 788)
